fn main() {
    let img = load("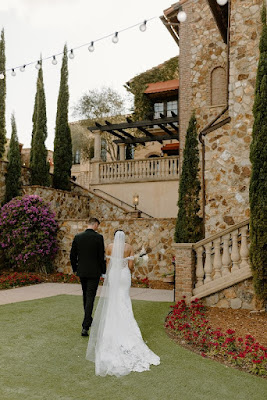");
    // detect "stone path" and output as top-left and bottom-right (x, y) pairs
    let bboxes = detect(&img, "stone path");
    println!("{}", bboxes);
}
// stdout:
(0, 283), (174, 305)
